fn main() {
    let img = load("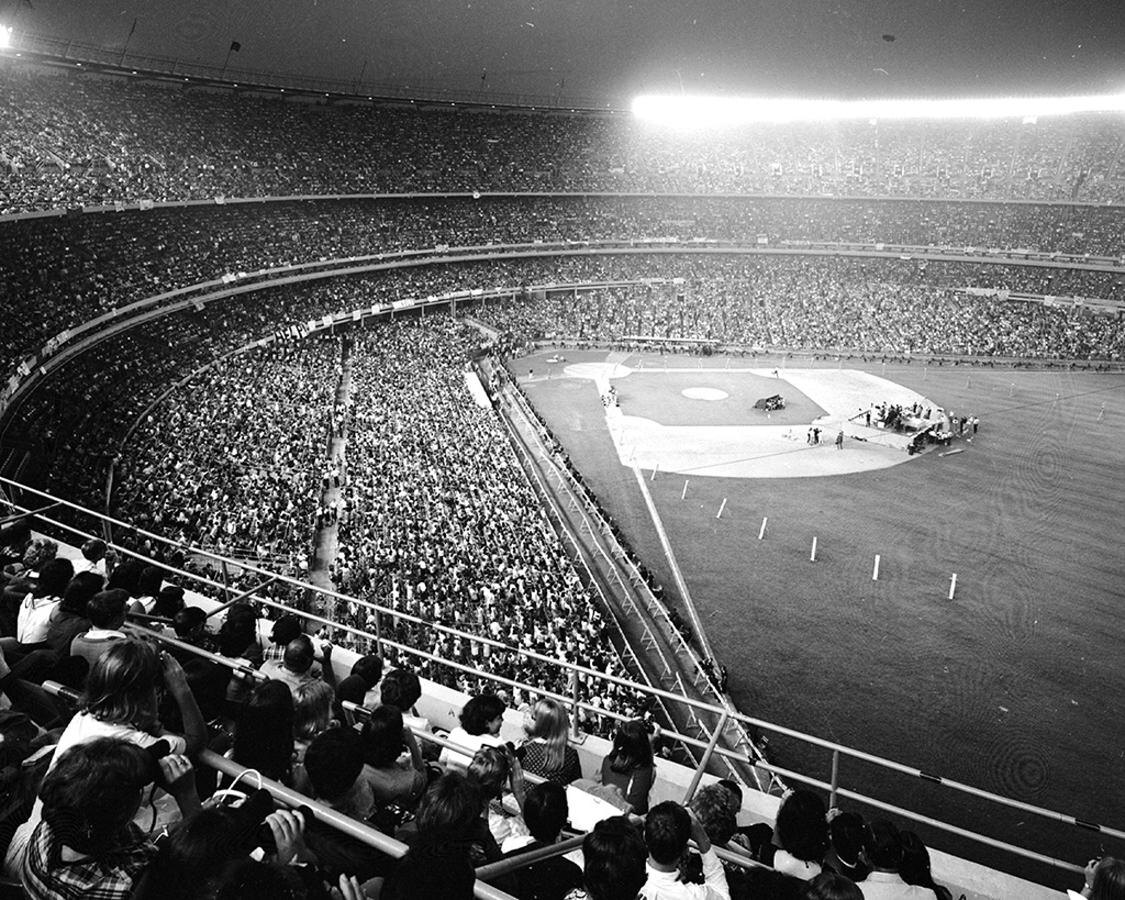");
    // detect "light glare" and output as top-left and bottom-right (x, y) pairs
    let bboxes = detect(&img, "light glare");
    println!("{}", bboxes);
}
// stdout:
(0, 26), (12, 50)
(631, 92), (1125, 127)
